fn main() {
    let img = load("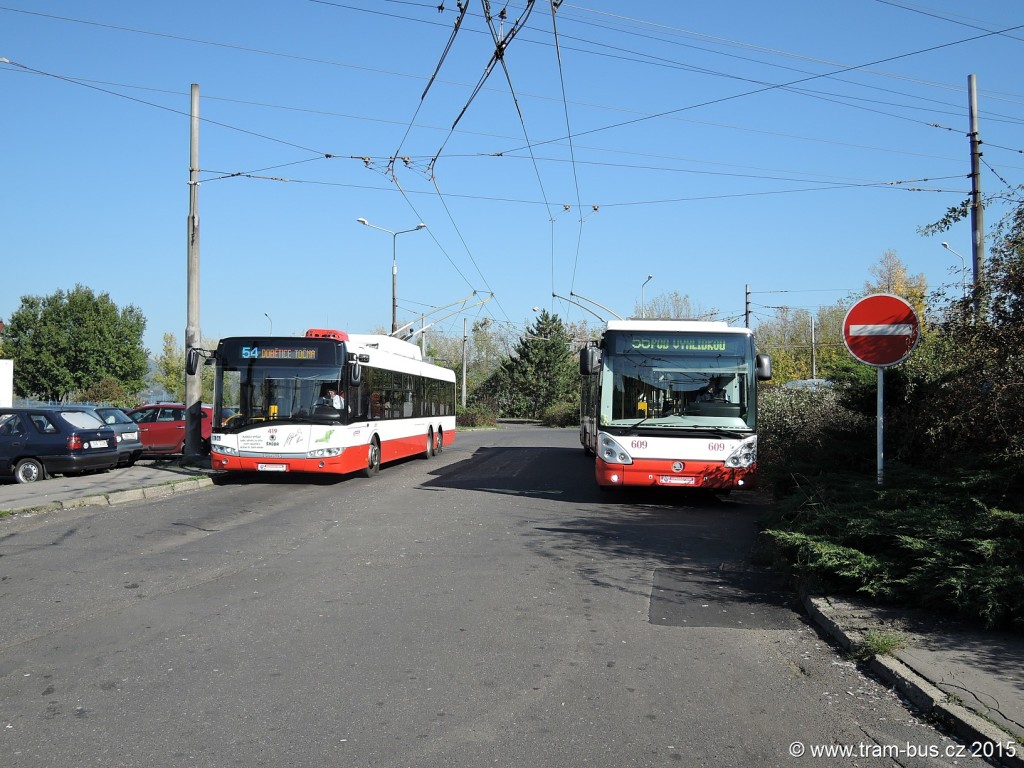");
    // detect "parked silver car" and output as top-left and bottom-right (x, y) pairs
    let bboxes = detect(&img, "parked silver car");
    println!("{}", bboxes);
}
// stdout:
(68, 406), (144, 467)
